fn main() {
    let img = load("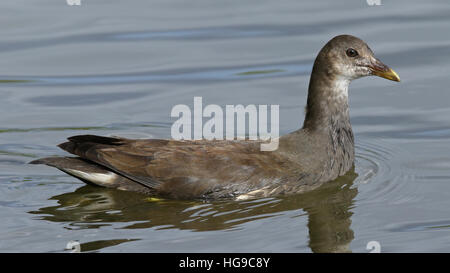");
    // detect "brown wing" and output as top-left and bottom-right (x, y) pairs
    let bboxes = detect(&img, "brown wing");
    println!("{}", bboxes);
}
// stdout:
(58, 135), (297, 198)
